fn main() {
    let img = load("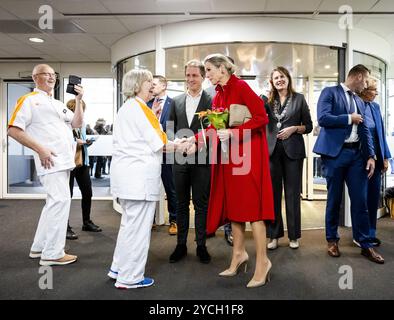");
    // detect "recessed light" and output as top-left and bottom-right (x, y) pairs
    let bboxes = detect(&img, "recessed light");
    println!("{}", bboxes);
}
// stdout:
(325, 65), (331, 69)
(296, 58), (301, 63)
(29, 37), (44, 43)
(172, 64), (178, 68)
